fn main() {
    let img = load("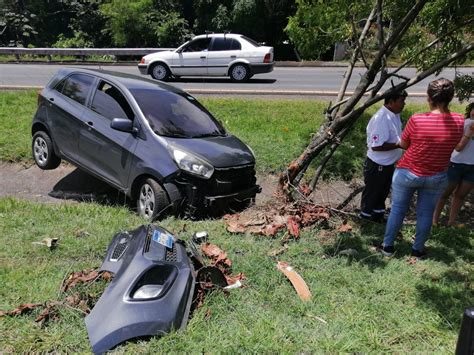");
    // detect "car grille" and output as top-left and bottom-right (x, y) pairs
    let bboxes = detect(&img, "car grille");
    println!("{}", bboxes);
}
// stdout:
(111, 233), (130, 261)
(143, 226), (153, 253)
(210, 164), (256, 195)
(165, 245), (178, 262)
